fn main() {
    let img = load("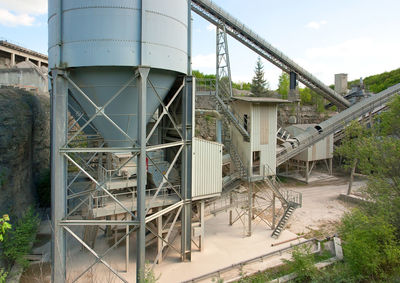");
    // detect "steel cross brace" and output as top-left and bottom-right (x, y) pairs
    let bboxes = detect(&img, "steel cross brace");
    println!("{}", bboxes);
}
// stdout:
(146, 79), (185, 143)
(145, 144), (184, 214)
(63, 152), (138, 220)
(64, 226), (133, 283)
(65, 73), (138, 146)
(147, 78), (183, 139)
